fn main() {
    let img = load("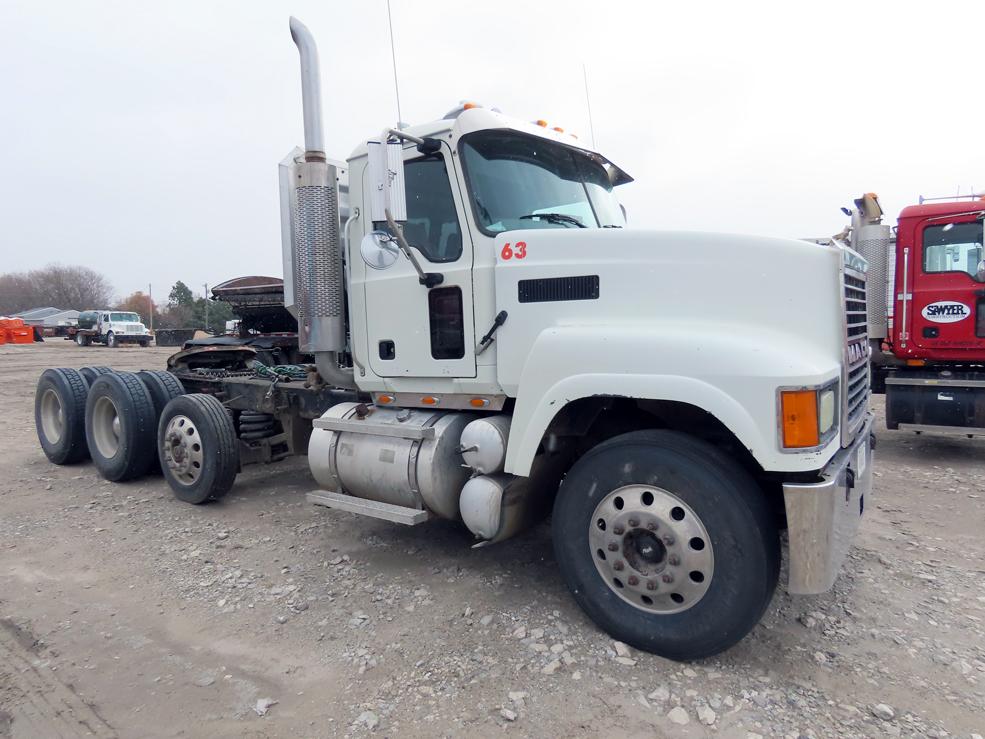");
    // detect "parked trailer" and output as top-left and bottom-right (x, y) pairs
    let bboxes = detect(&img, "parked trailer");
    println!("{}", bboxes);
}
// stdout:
(32, 17), (874, 661)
